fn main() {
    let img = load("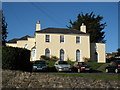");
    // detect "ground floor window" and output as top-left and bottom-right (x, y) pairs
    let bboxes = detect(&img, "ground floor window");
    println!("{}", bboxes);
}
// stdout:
(76, 49), (80, 62)
(60, 49), (64, 61)
(31, 47), (36, 60)
(45, 48), (50, 57)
